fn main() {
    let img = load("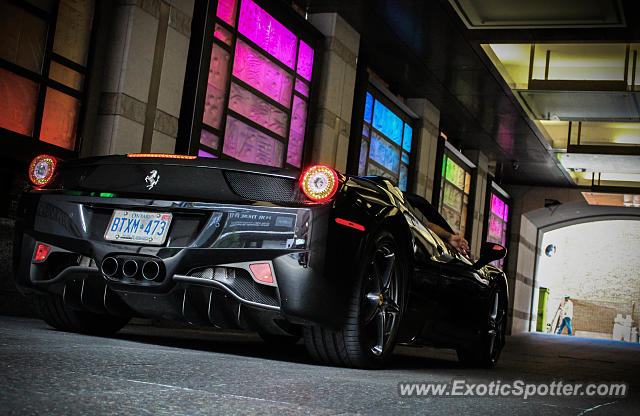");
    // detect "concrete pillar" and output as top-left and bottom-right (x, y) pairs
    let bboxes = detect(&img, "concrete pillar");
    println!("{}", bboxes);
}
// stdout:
(307, 13), (360, 172)
(88, 0), (193, 156)
(406, 98), (440, 202)
(463, 150), (489, 258)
